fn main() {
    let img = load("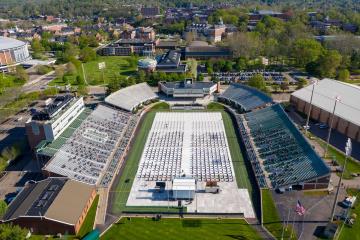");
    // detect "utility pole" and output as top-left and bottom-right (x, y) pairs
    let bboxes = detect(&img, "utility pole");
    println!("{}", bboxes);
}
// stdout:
(324, 96), (341, 158)
(329, 138), (352, 222)
(305, 80), (318, 135)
